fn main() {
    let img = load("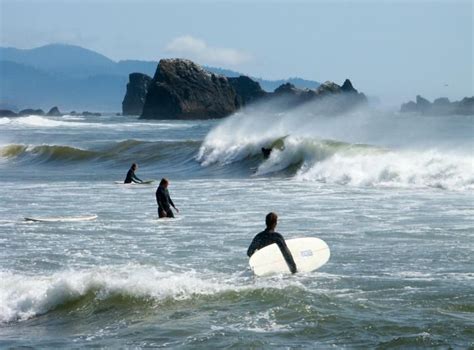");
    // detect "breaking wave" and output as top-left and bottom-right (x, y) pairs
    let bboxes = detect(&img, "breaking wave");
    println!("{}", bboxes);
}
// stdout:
(0, 265), (303, 323)
(197, 111), (474, 191)
(0, 139), (201, 166)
